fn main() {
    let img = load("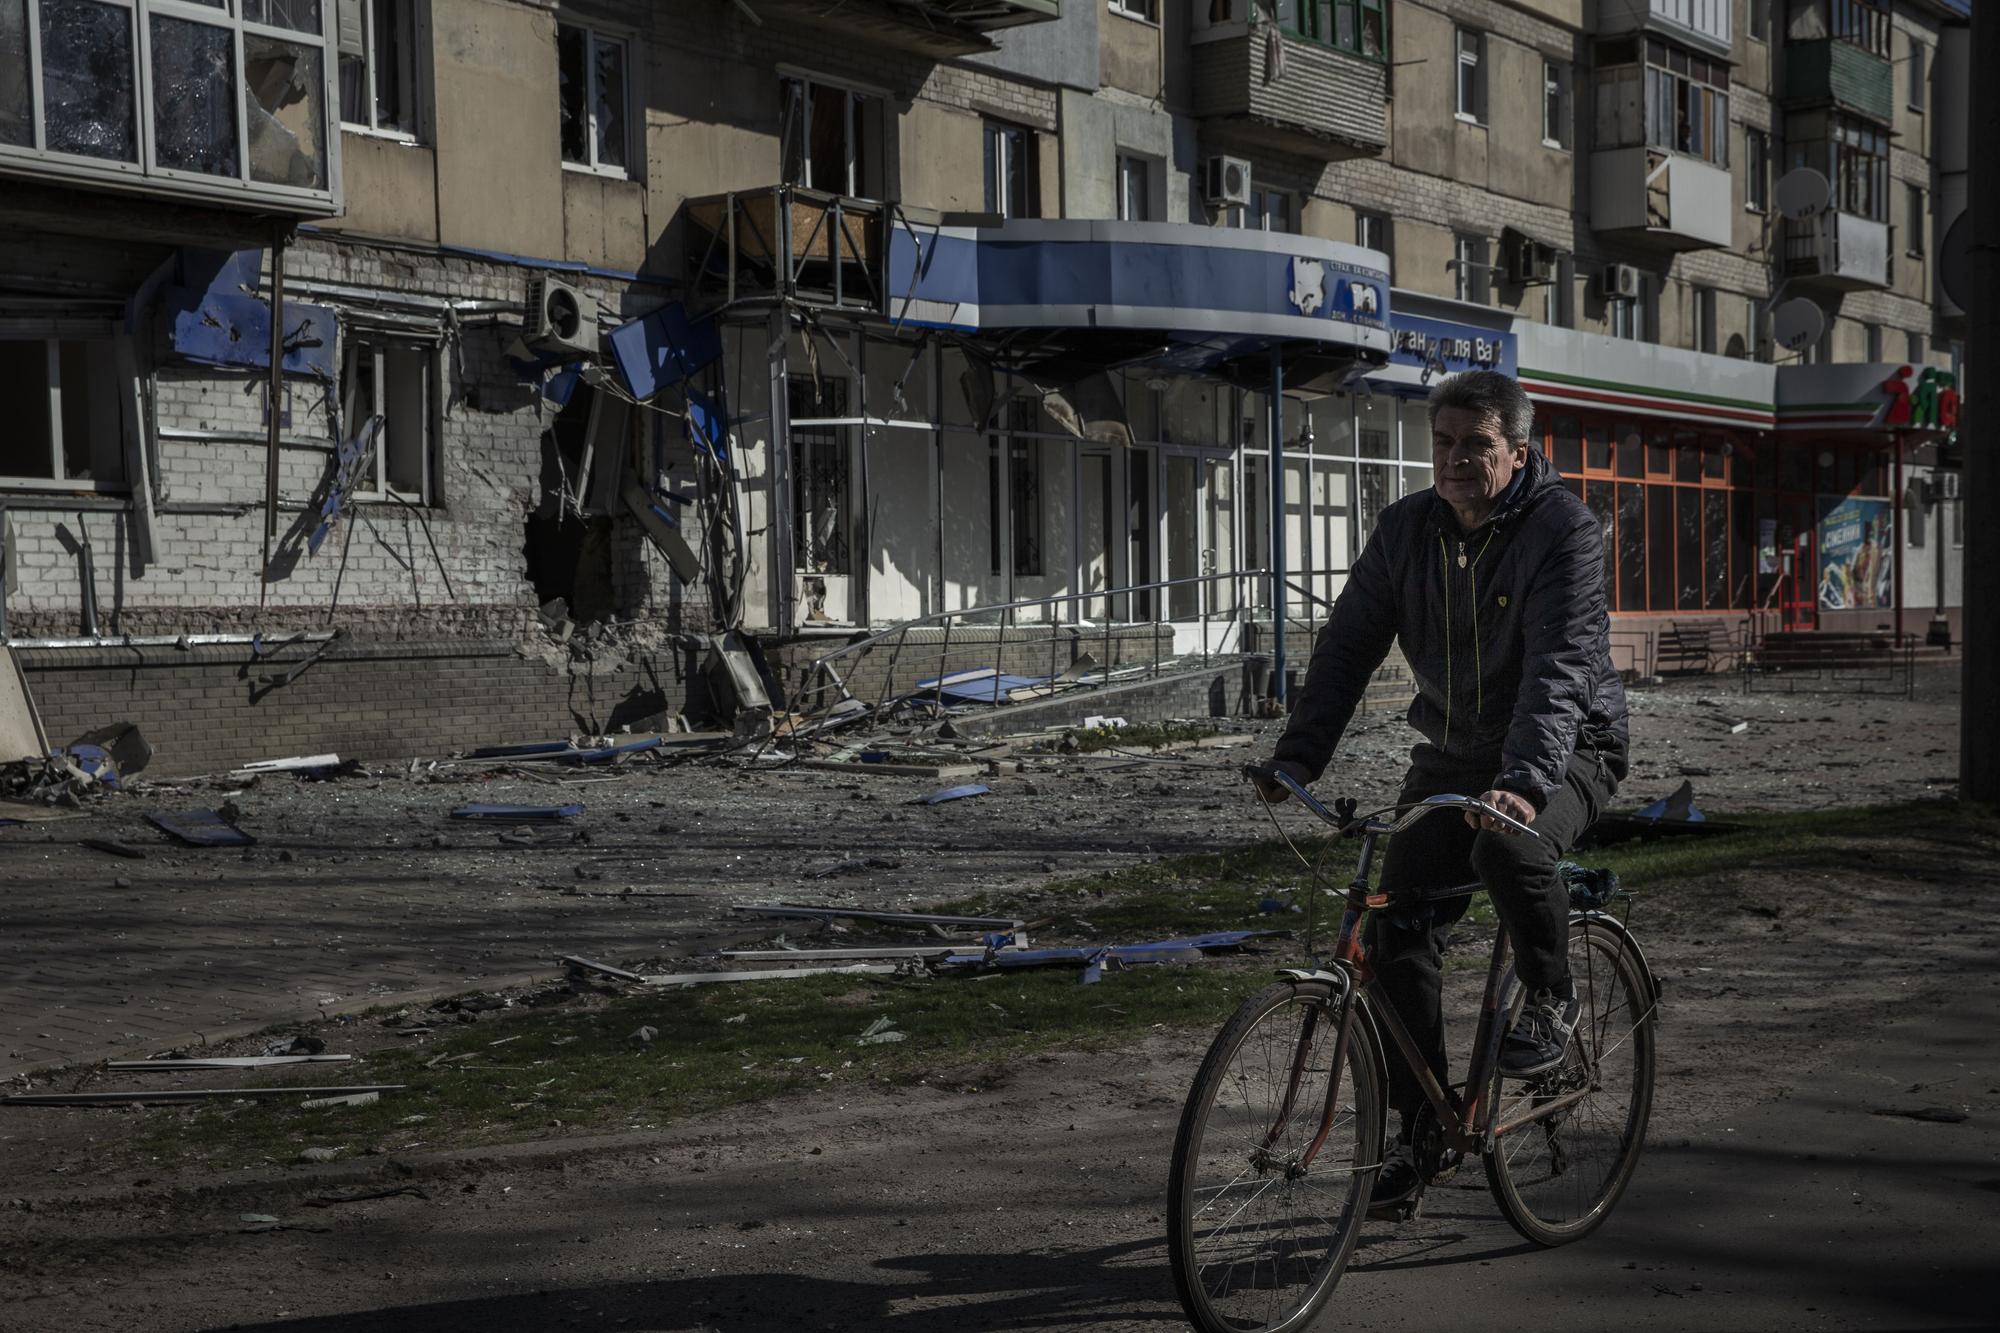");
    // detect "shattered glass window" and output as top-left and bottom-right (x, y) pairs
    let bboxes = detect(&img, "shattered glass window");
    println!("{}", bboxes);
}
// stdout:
(244, 0), (324, 34)
(244, 34), (327, 188)
(152, 14), (240, 178)
(39, 0), (137, 162)
(557, 23), (587, 164)
(593, 34), (625, 169)
(1, 0), (30, 148)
